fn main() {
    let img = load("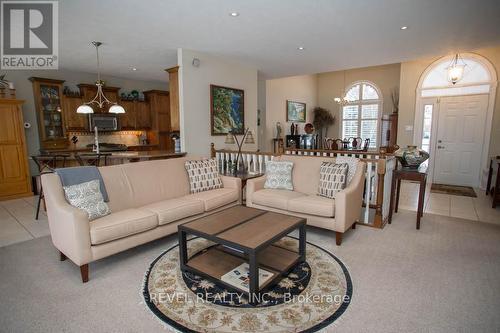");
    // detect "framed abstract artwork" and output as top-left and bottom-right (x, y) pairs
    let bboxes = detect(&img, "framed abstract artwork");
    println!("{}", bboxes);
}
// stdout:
(210, 84), (245, 135)
(286, 100), (306, 122)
